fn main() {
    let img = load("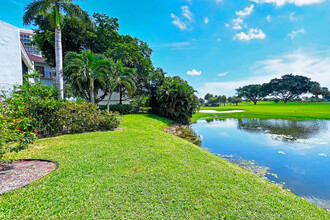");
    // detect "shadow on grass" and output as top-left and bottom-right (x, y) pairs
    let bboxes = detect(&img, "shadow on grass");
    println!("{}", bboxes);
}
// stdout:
(143, 113), (174, 127)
